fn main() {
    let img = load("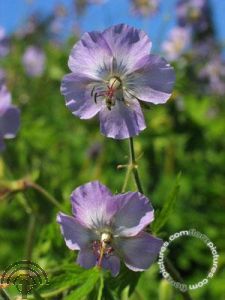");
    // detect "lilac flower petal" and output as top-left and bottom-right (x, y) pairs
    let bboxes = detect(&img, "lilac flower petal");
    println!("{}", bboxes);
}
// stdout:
(130, 54), (175, 104)
(113, 192), (154, 237)
(76, 248), (97, 269)
(99, 99), (146, 139)
(162, 27), (191, 61)
(102, 24), (152, 74)
(102, 255), (120, 277)
(0, 107), (20, 138)
(61, 73), (102, 119)
(71, 181), (117, 229)
(0, 85), (11, 113)
(116, 232), (163, 271)
(68, 31), (113, 80)
(57, 213), (95, 250)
